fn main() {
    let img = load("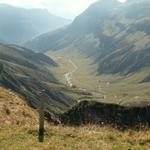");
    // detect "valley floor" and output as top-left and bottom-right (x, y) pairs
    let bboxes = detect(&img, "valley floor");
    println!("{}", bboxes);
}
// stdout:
(47, 49), (150, 106)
